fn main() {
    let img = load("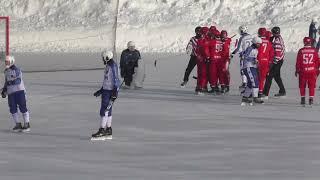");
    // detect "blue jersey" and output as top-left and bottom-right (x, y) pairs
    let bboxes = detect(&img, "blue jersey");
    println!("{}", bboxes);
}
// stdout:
(102, 60), (120, 90)
(3, 65), (26, 95)
(240, 46), (258, 69)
